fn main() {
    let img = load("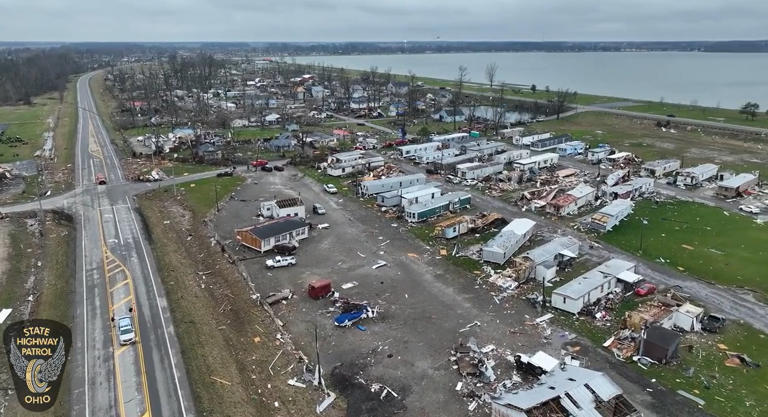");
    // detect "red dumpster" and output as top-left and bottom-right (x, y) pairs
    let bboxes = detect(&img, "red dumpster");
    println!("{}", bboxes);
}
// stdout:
(308, 279), (332, 300)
